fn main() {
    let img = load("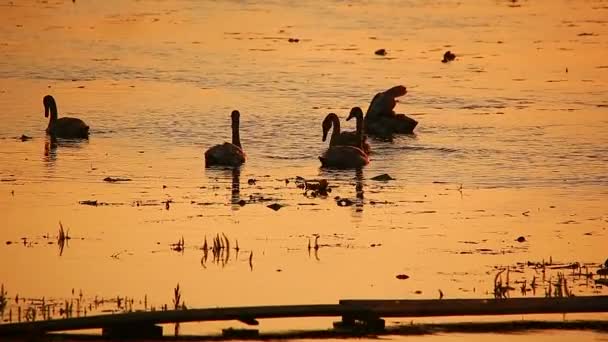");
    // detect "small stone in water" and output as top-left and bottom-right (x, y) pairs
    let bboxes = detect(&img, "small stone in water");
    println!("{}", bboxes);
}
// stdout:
(516, 236), (526, 243)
